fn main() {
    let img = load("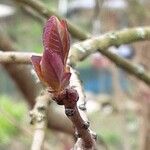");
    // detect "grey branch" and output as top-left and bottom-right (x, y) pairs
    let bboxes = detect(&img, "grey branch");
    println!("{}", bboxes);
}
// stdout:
(0, 51), (39, 64)
(0, 27), (150, 85)
(12, 0), (90, 40)
(70, 27), (150, 63)
(70, 27), (150, 85)
(30, 91), (50, 150)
